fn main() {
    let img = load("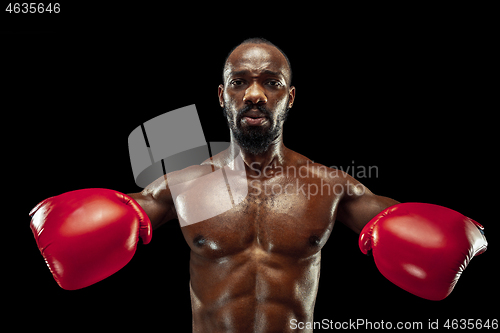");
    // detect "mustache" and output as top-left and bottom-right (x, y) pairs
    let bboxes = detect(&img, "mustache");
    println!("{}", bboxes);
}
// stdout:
(236, 104), (271, 119)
